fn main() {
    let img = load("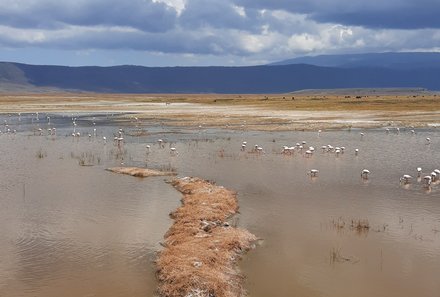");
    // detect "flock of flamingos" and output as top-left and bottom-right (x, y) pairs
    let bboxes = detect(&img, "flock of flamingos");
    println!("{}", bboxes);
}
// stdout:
(2, 112), (439, 190)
